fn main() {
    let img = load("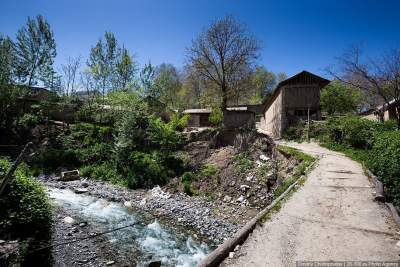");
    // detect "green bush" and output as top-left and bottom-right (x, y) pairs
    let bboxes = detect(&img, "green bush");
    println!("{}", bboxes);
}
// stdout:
(147, 114), (188, 150)
(325, 116), (379, 149)
(33, 148), (79, 172)
(209, 107), (223, 126)
(123, 151), (169, 188)
(80, 162), (124, 185)
(18, 113), (42, 128)
(368, 131), (400, 206)
(0, 157), (53, 238)
(182, 171), (195, 196)
(198, 164), (218, 179)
